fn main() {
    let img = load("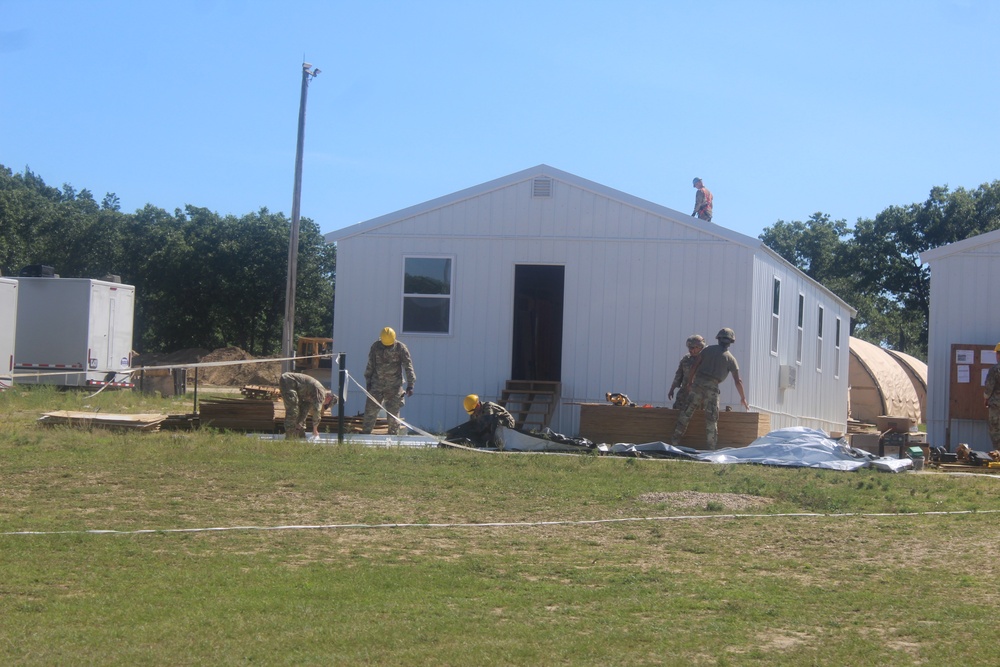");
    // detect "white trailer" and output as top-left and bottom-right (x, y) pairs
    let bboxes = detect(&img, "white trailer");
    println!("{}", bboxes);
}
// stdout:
(0, 277), (17, 389)
(14, 277), (136, 388)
